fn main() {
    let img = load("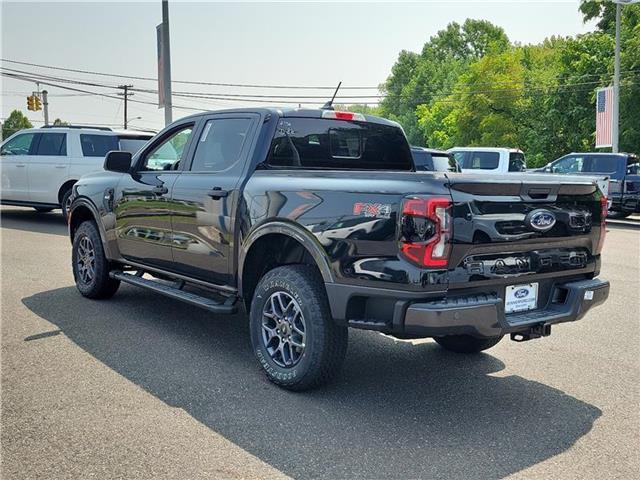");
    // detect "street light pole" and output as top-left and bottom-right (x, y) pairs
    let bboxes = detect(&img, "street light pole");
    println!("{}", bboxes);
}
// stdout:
(612, 1), (621, 153)
(161, 0), (173, 126)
